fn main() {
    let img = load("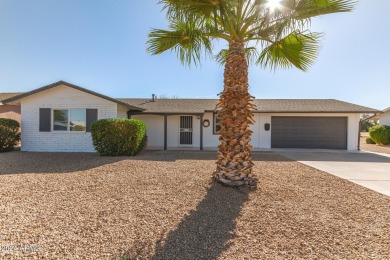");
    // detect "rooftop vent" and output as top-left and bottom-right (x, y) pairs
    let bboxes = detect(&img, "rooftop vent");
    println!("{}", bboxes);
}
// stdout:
(152, 94), (156, 102)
